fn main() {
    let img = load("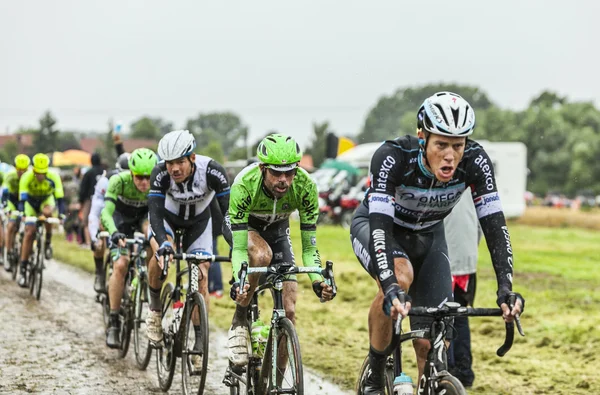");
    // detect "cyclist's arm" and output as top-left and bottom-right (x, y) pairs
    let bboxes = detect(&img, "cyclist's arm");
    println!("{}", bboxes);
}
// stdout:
(206, 160), (231, 216)
(48, 172), (66, 216)
(297, 177), (324, 283)
(229, 183), (252, 282)
(100, 174), (122, 235)
(18, 170), (33, 212)
(1, 178), (7, 205)
(88, 179), (107, 242)
(147, 164), (170, 247)
(367, 144), (403, 291)
(467, 149), (514, 302)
